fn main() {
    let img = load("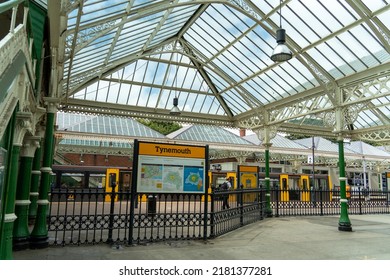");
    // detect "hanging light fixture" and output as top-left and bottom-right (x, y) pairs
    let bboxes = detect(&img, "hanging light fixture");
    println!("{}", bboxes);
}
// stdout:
(170, 51), (181, 115)
(170, 96), (181, 115)
(271, 0), (292, 62)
